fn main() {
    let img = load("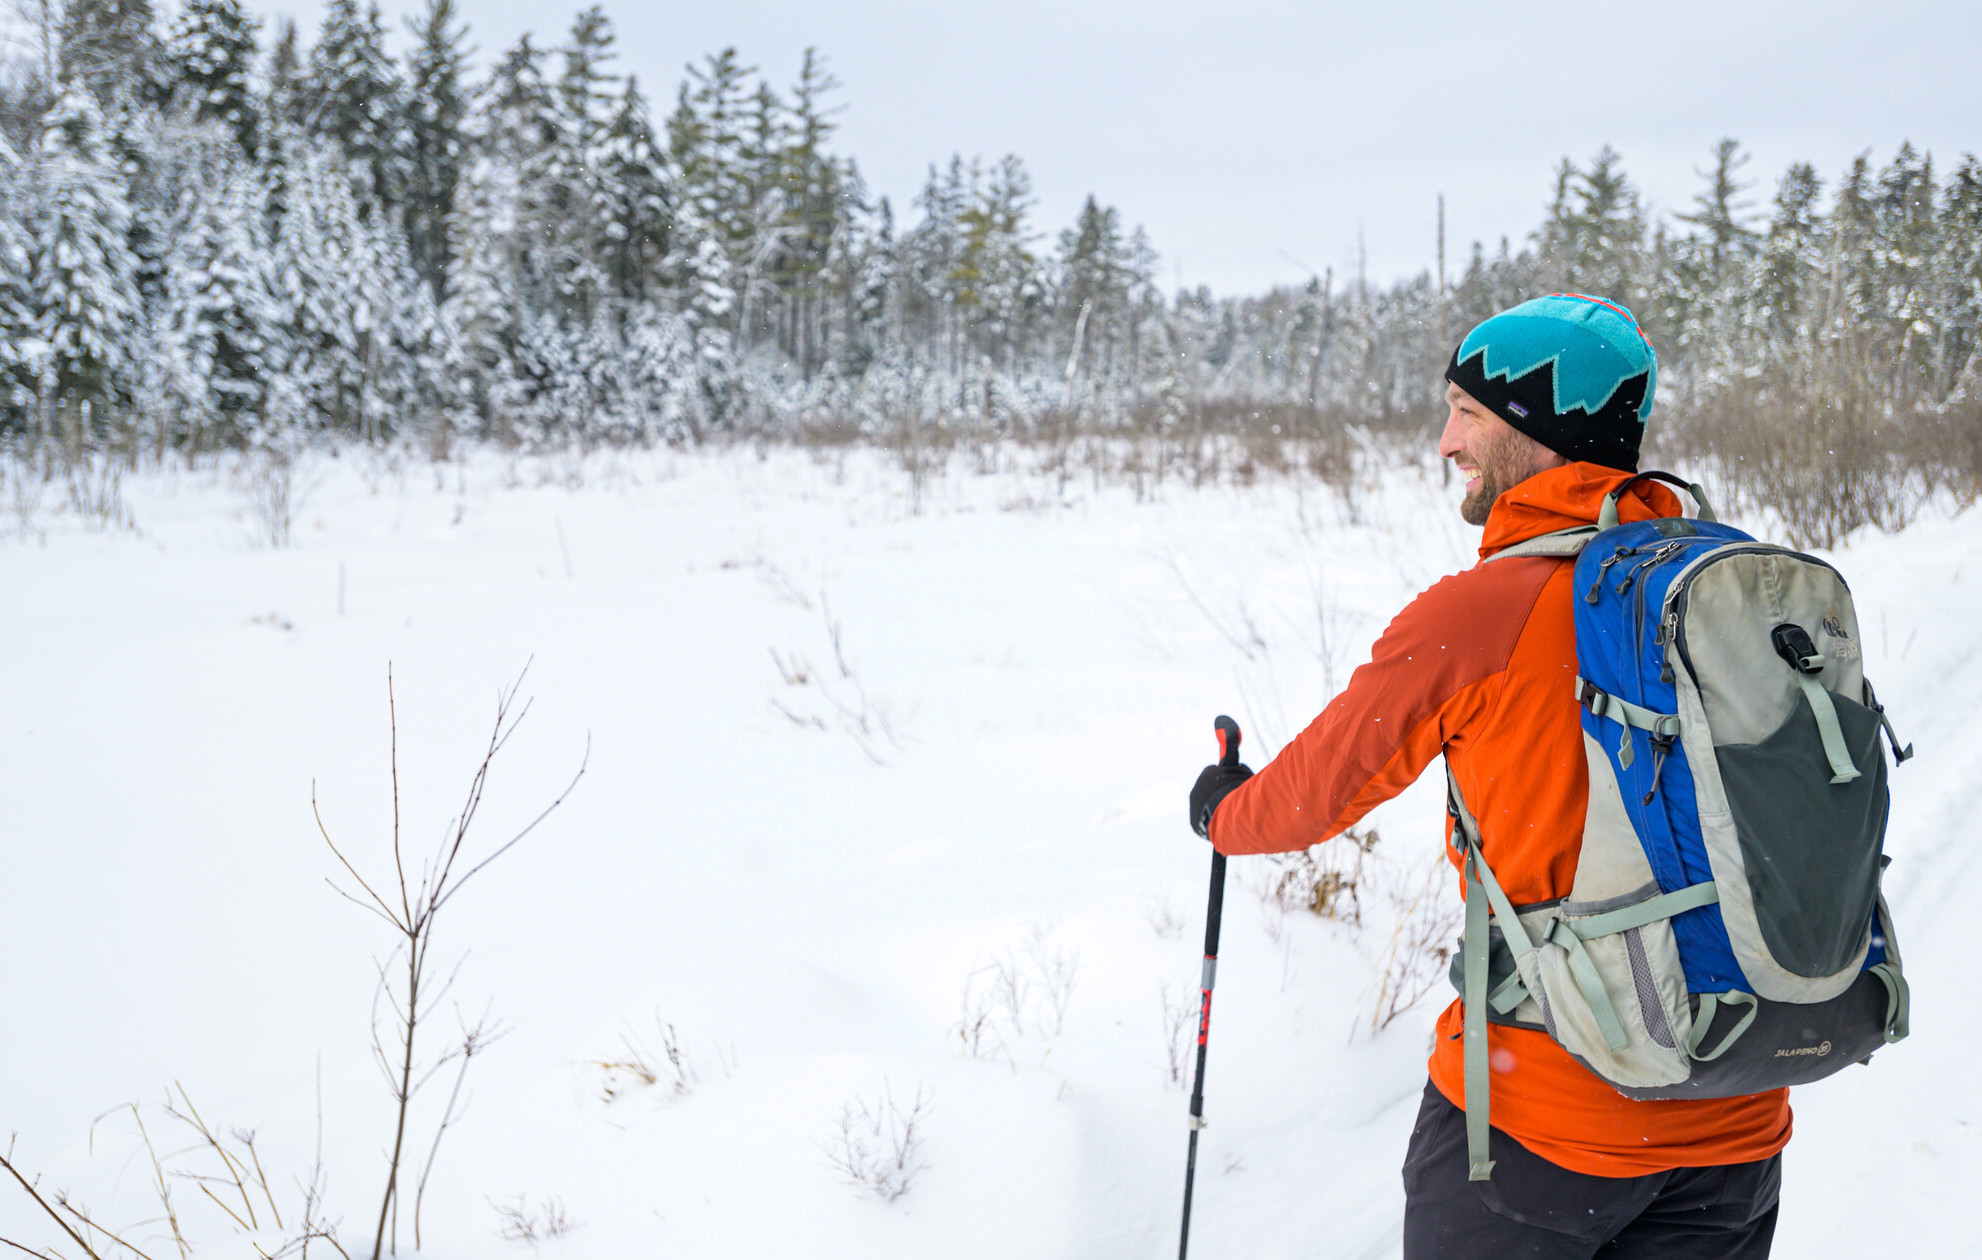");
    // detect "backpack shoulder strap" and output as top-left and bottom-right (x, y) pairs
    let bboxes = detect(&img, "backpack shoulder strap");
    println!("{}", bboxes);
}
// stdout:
(1483, 525), (1598, 563)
